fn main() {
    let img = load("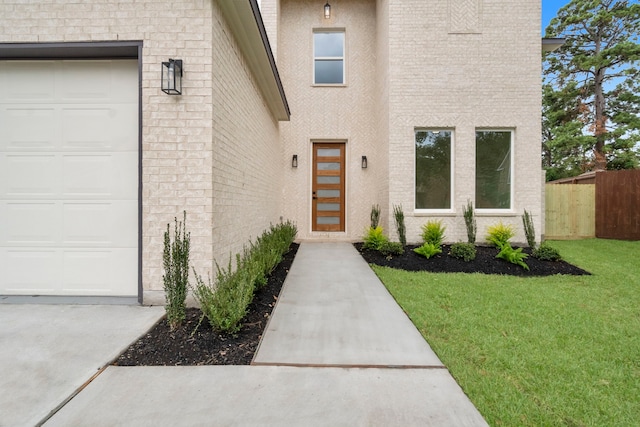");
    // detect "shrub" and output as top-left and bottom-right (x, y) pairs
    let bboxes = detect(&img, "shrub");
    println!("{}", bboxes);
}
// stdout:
(486, 222), (515, 248)
(522, 209), (537, 249)
(163, 211), (190, 330)
(192, 220), (297, 333)
(421, 220), (446, 247)
(392, 204), (407, 246)
(462, 200), (477, 244)
(450, 242), (477, 262)
(496, 243), (529, 270)
(414, 242), (442, 259)
(370, 204), (381, 228)
(363, 226), (389, 250)
(379, 240), (404, 256)
(532, 242), (562, 261)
